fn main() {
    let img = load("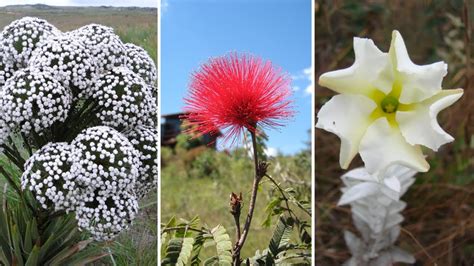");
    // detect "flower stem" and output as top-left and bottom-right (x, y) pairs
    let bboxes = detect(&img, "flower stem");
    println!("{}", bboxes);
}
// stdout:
(232, 130), (264, 265)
